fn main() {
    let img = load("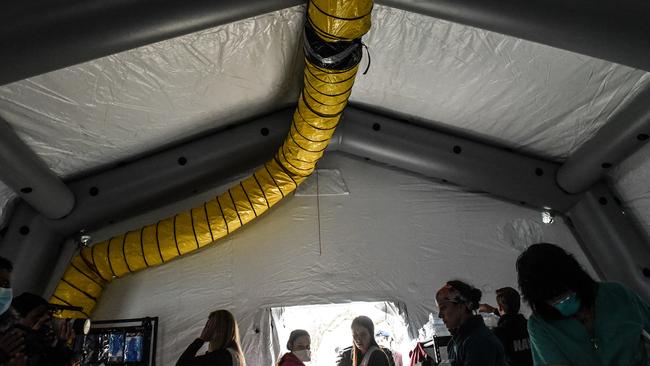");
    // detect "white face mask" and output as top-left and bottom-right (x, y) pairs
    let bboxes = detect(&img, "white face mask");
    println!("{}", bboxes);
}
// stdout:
(0, 287), (12, 315)
(293, 349), (311, 362)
